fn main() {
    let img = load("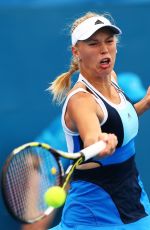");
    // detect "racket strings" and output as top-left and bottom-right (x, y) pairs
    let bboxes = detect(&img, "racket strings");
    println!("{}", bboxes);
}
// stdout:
(5, 151), (39, 219)
(6, 153), (29, 217)
(3, 146), (61, 222)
